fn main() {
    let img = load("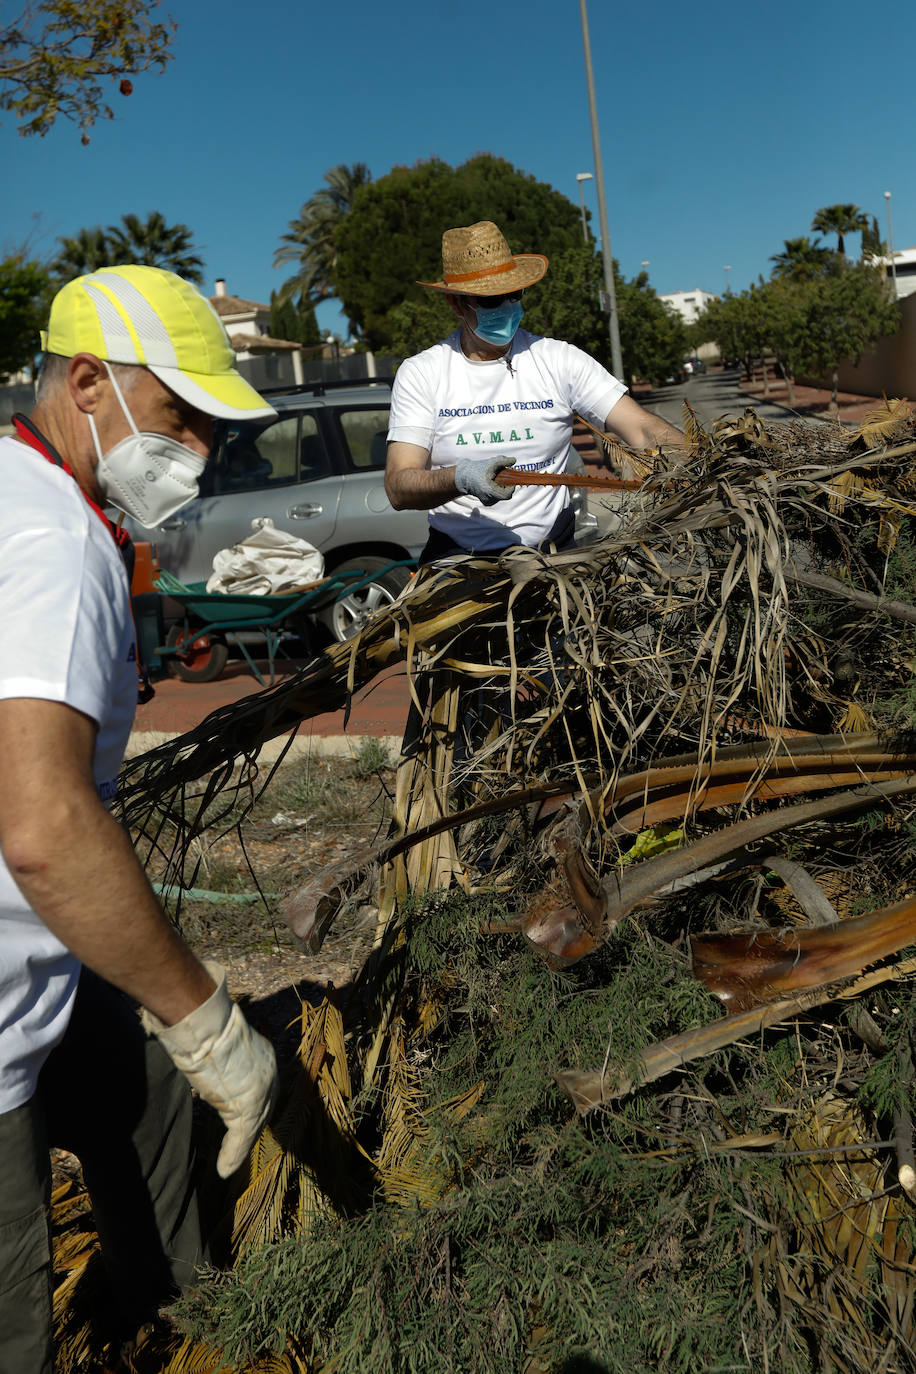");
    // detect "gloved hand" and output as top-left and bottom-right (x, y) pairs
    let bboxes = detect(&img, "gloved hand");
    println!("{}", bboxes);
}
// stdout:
(142, 961), (277, 1178)
(454, 455), (516, 506)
